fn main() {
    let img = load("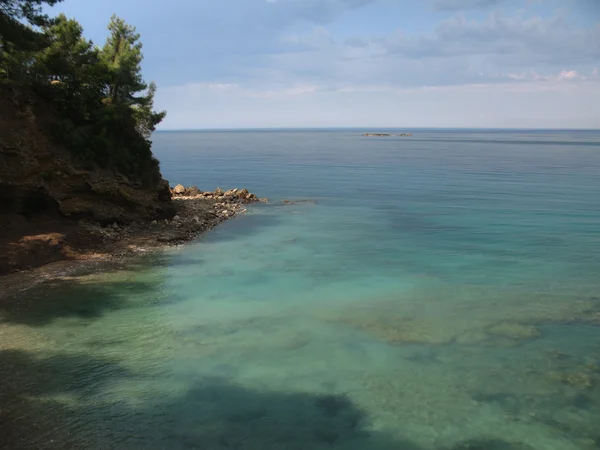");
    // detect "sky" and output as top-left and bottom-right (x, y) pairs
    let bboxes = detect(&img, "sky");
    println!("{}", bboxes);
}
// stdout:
(52, 0), (600, 129)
